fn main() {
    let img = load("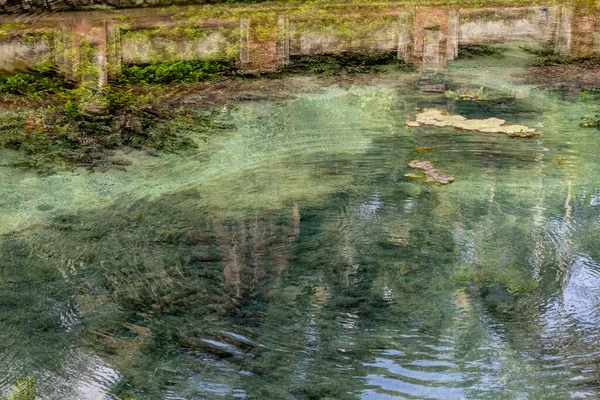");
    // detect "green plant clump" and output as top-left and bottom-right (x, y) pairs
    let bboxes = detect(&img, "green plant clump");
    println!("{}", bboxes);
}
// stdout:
(0, 72), (69, 95)
(0, 98), (236, 173)
(580, 114), (600, 128)
(452, 265), (538, 295)
(116, 59), (237, 84)
(0, 377), (37, 400)
(457, 44), (506, 59)
(579, 88), (600, 101)
(521, 43), (600, 66)
(285, 51), (412, 75)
